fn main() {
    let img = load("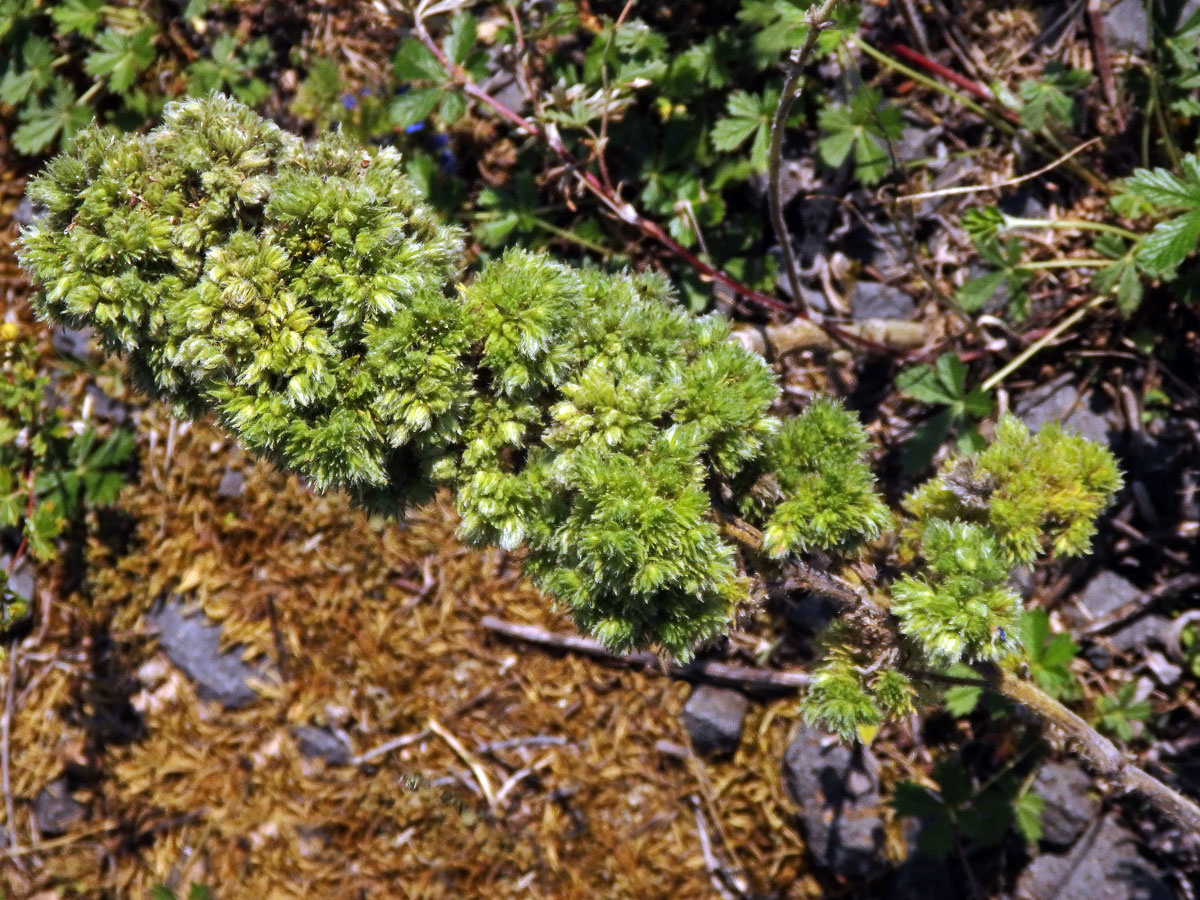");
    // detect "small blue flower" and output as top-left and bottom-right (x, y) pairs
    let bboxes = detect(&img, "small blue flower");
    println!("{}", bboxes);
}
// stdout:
(341, 94), (358, 111)
(405, 121), (426, 134)
(431, 133), (450, 150)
